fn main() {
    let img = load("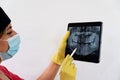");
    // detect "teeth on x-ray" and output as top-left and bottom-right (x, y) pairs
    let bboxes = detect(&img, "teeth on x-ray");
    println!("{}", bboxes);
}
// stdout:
(68, 26), (100, 56)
